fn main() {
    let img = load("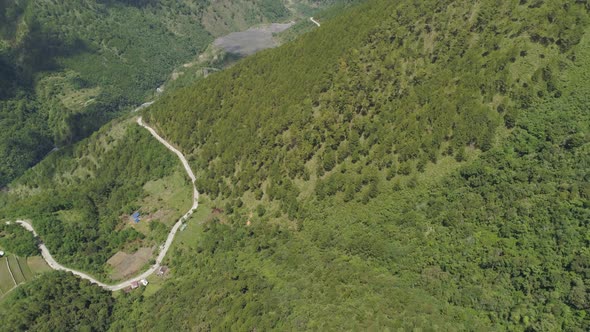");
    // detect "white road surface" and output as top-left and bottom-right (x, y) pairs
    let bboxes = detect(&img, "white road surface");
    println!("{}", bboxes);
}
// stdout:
(310, 17), (321, 27)
(132, 101), (154, 113)
(15, 117), (199, 291)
